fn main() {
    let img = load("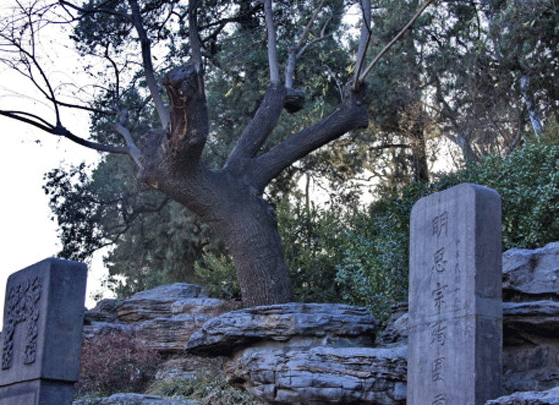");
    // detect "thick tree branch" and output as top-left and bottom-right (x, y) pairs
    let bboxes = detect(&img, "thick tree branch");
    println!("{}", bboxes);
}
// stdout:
(164, 64), (208, 173)
(129, 0), (170, 129)
(250, 83), (369, 192)
(224, 83), (286, 177)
